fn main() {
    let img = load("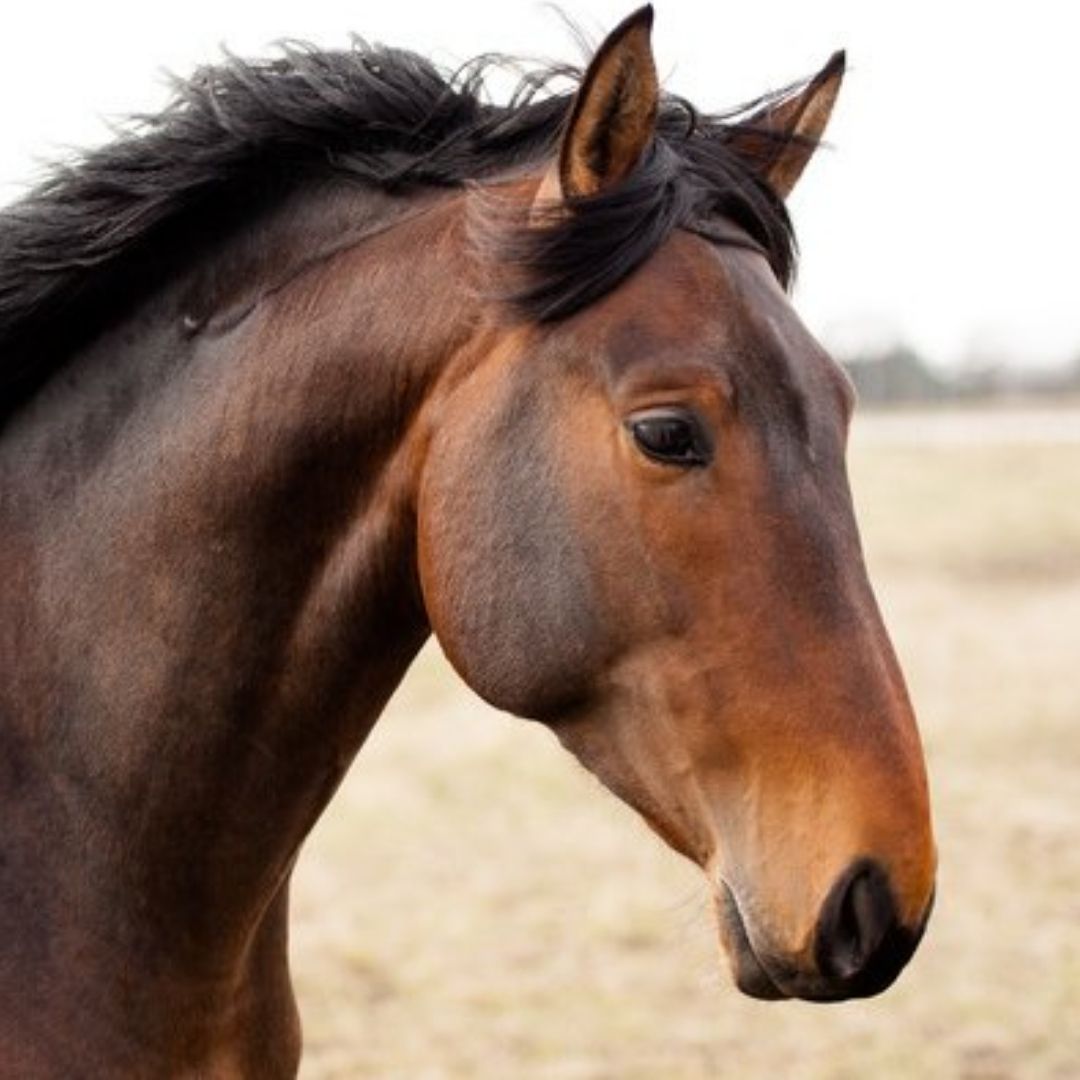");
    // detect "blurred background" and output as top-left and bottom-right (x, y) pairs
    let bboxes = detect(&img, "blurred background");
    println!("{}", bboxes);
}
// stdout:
(4, 2), (1077, 1076)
